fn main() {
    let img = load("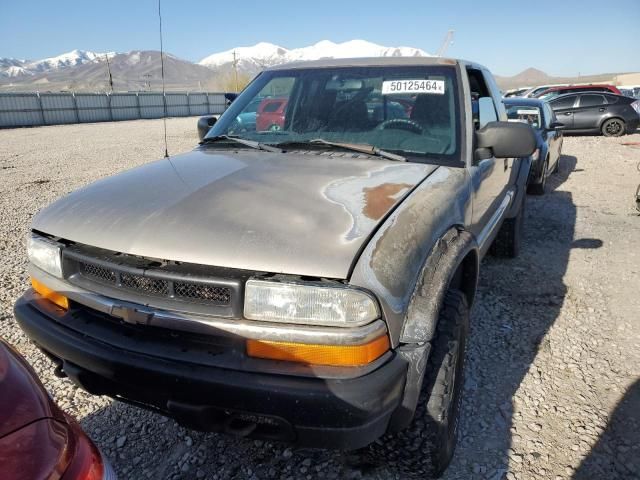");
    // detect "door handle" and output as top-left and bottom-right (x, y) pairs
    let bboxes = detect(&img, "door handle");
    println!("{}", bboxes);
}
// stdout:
(564, 112), (572, 116)
(598, 108), (606, 112)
